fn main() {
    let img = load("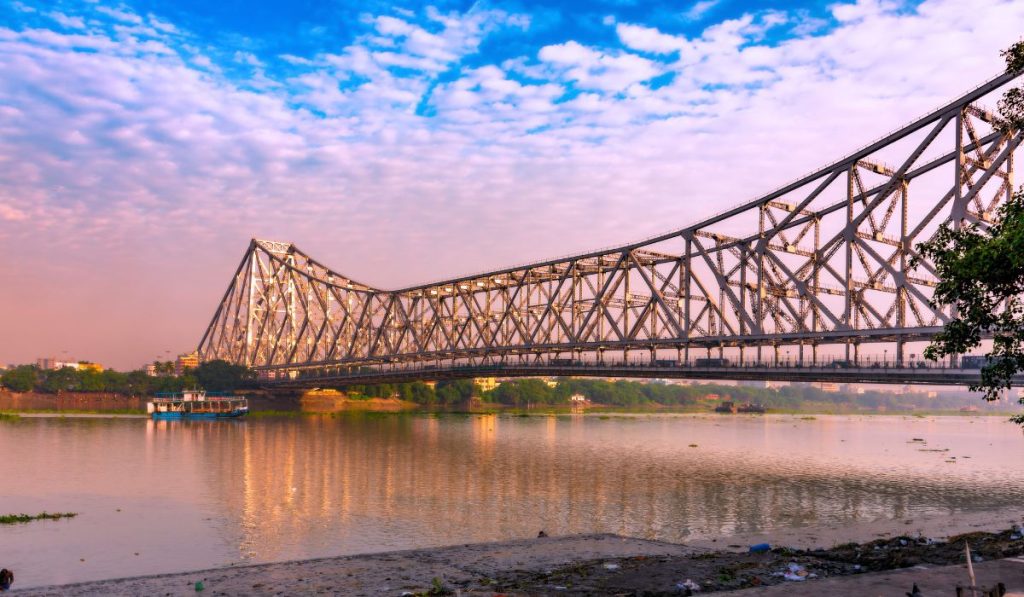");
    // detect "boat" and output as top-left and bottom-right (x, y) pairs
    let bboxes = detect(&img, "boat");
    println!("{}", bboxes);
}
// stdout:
(714, 401), (766, 414)
(147, 390), (249, 420)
